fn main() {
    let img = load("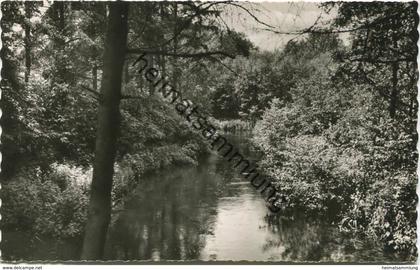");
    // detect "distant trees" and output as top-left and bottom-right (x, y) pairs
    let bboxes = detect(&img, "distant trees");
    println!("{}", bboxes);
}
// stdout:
(210, 33), (343, 122)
